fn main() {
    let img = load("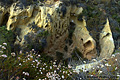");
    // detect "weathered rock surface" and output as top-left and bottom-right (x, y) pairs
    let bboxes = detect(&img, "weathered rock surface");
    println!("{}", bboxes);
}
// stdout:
(72, 17), (97, 60)
(5, 0), (88, 59)
(99, 19), (115, 59)
(0, 0), (118, 60)
(74, 52), (120, 74)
